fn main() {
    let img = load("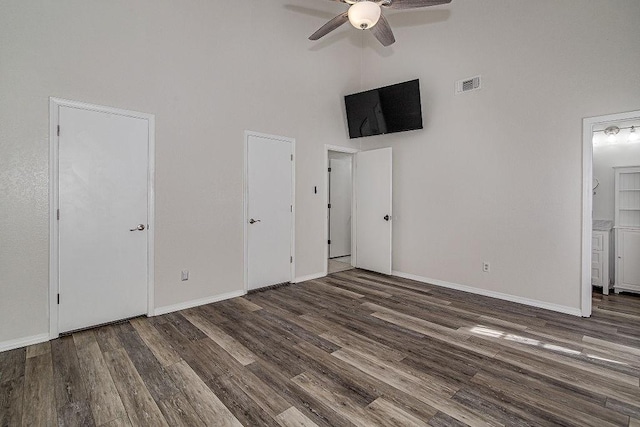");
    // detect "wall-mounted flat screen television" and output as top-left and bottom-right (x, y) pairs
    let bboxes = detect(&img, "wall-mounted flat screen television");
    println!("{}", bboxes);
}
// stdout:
(345, 79), (423, 139)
